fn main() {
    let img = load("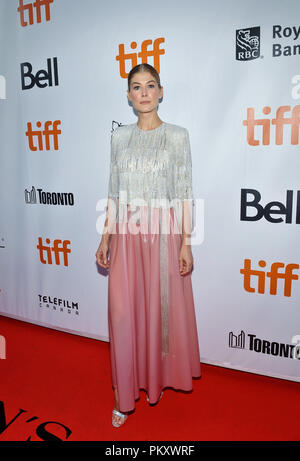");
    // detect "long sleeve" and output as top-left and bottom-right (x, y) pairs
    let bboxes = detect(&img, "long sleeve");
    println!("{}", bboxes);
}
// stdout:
(175, 128), (194, 202)
(105, 128), (120, 236)
(173, 128), (195, 237)
(108, 128), (119, 200)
